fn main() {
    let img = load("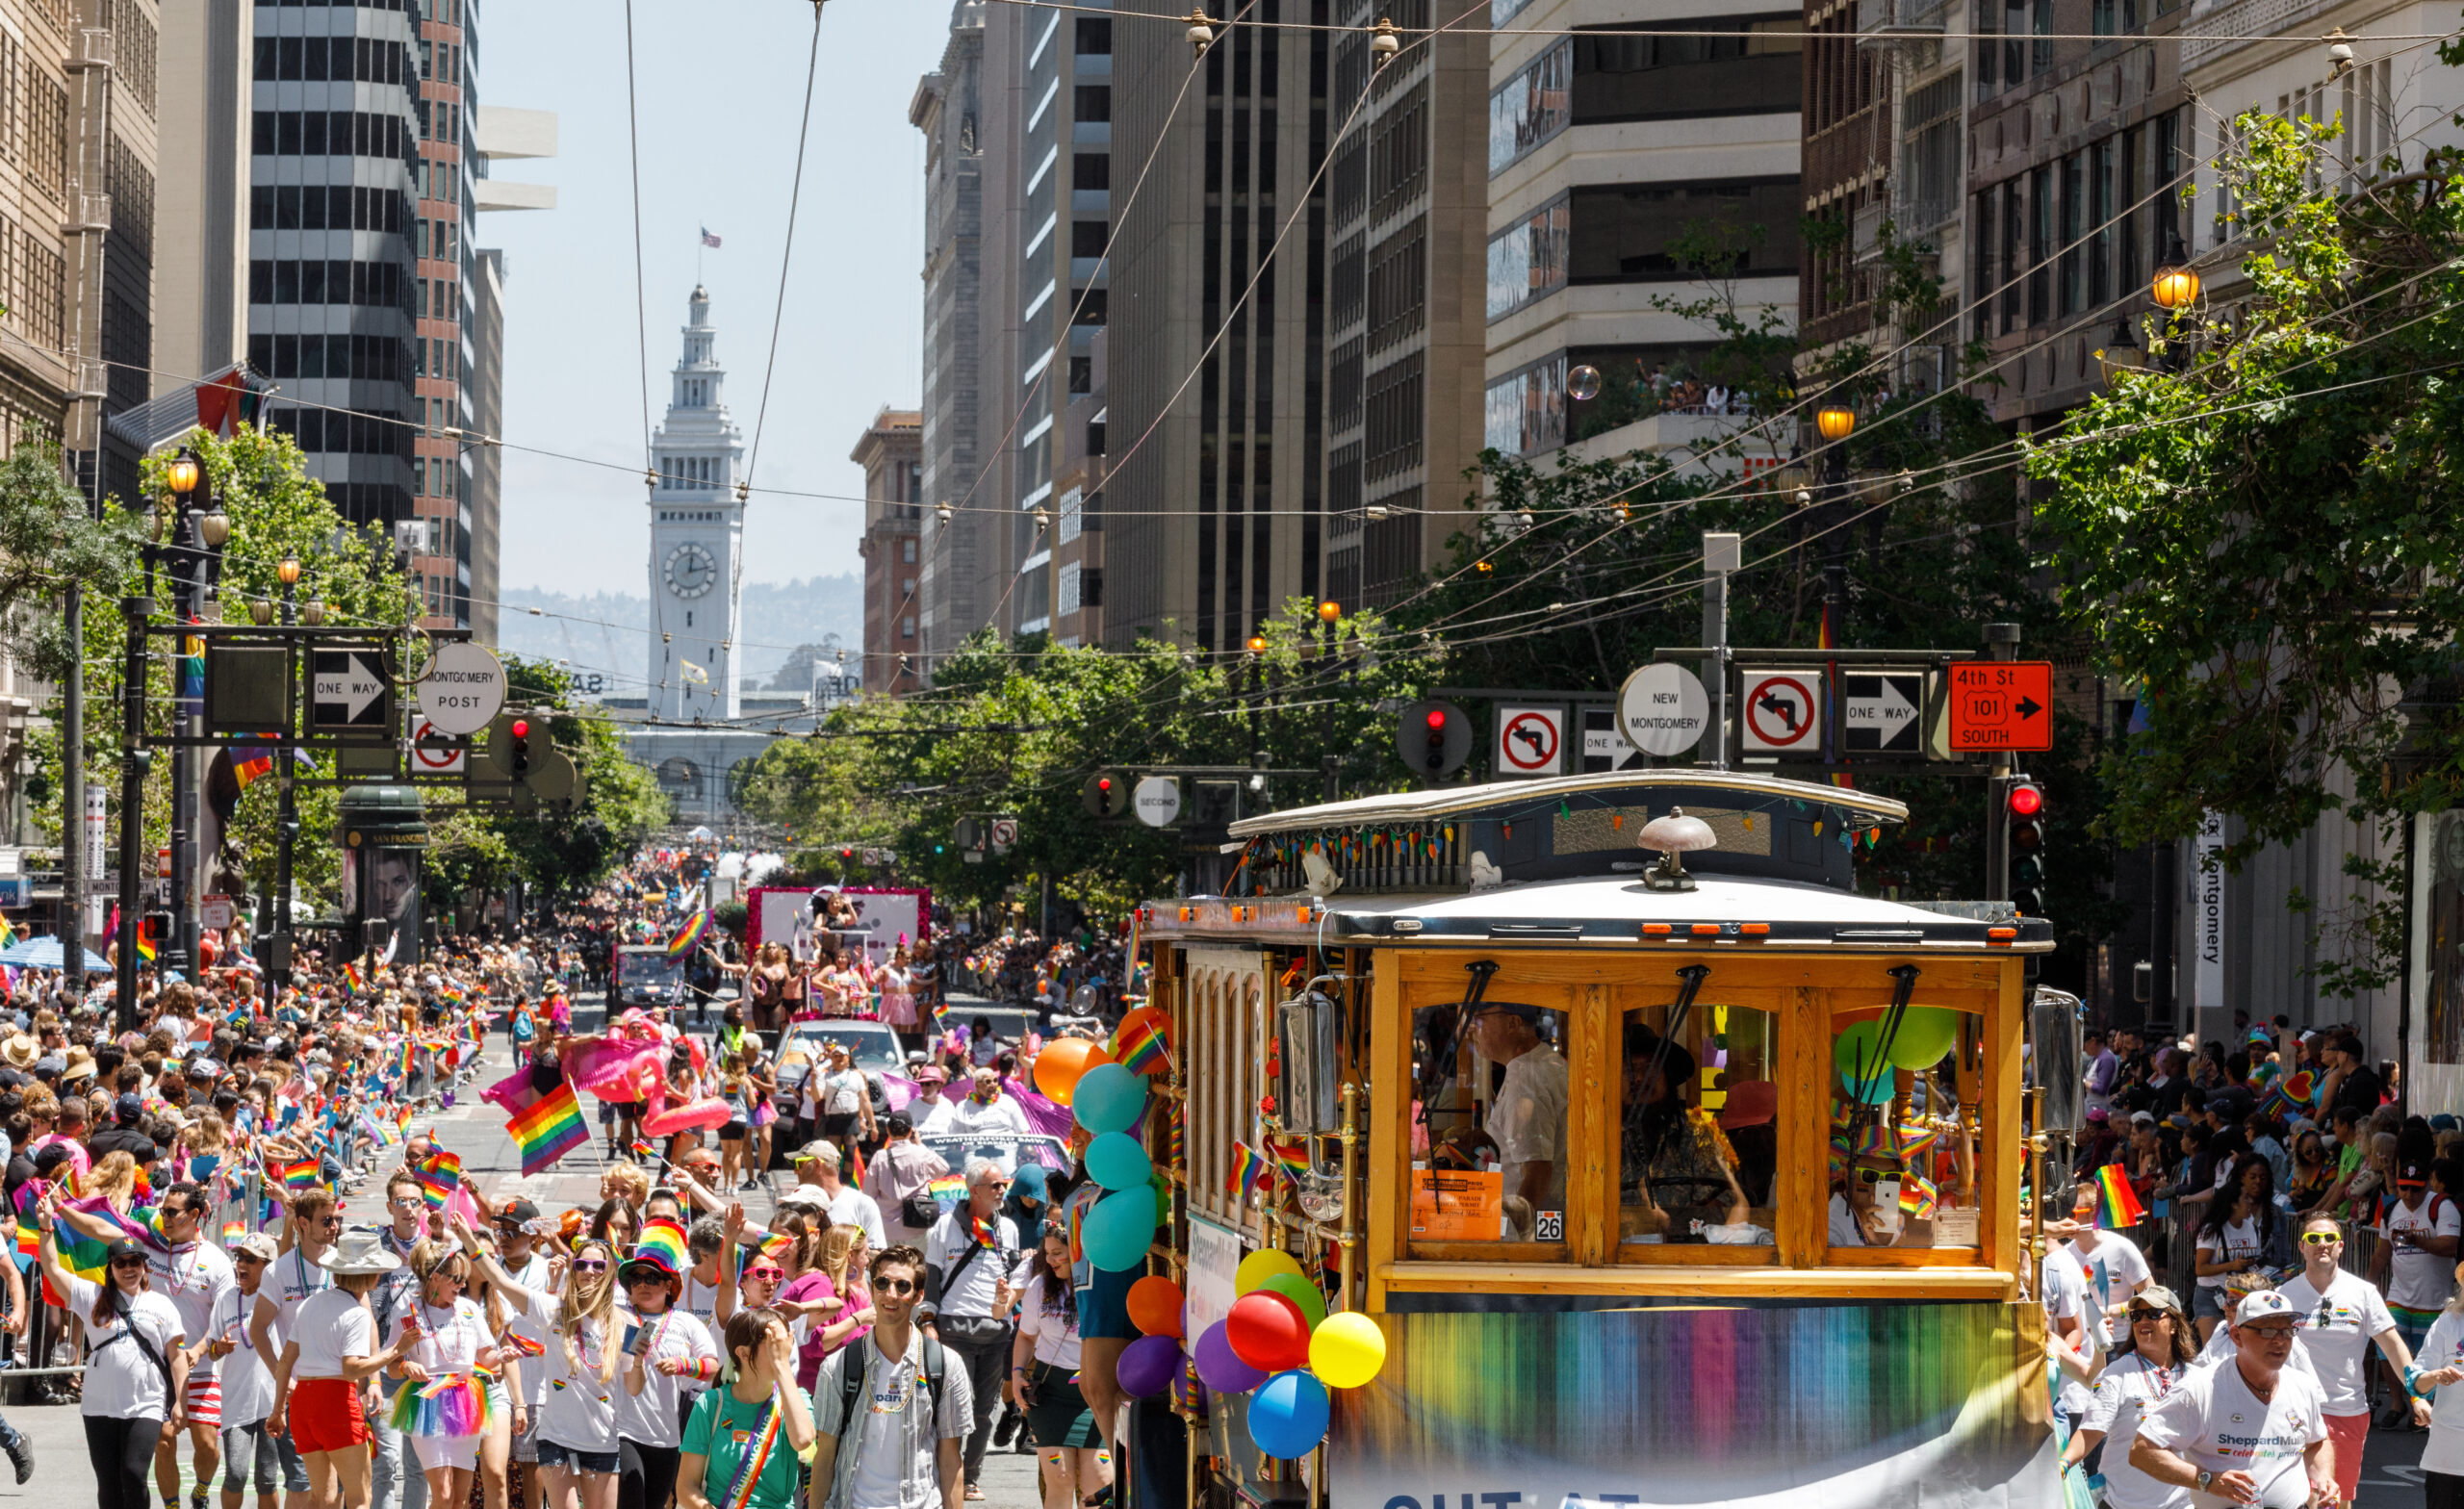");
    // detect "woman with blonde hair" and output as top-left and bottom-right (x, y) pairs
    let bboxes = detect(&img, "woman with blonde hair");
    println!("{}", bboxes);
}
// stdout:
(451, 1216), (623, 1509)
(381, 1239), (504, 1509)
(87, 1149), (141, 1210)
